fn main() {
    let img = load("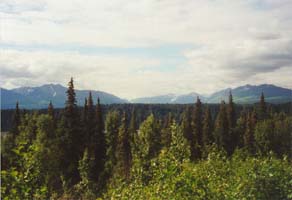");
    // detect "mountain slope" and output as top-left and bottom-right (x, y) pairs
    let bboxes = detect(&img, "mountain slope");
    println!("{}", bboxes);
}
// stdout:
(1, 84), (128, 109)
(131, 92), (205, 104)
(207, 84), (292, 104)
(131, 84), (291, 104)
